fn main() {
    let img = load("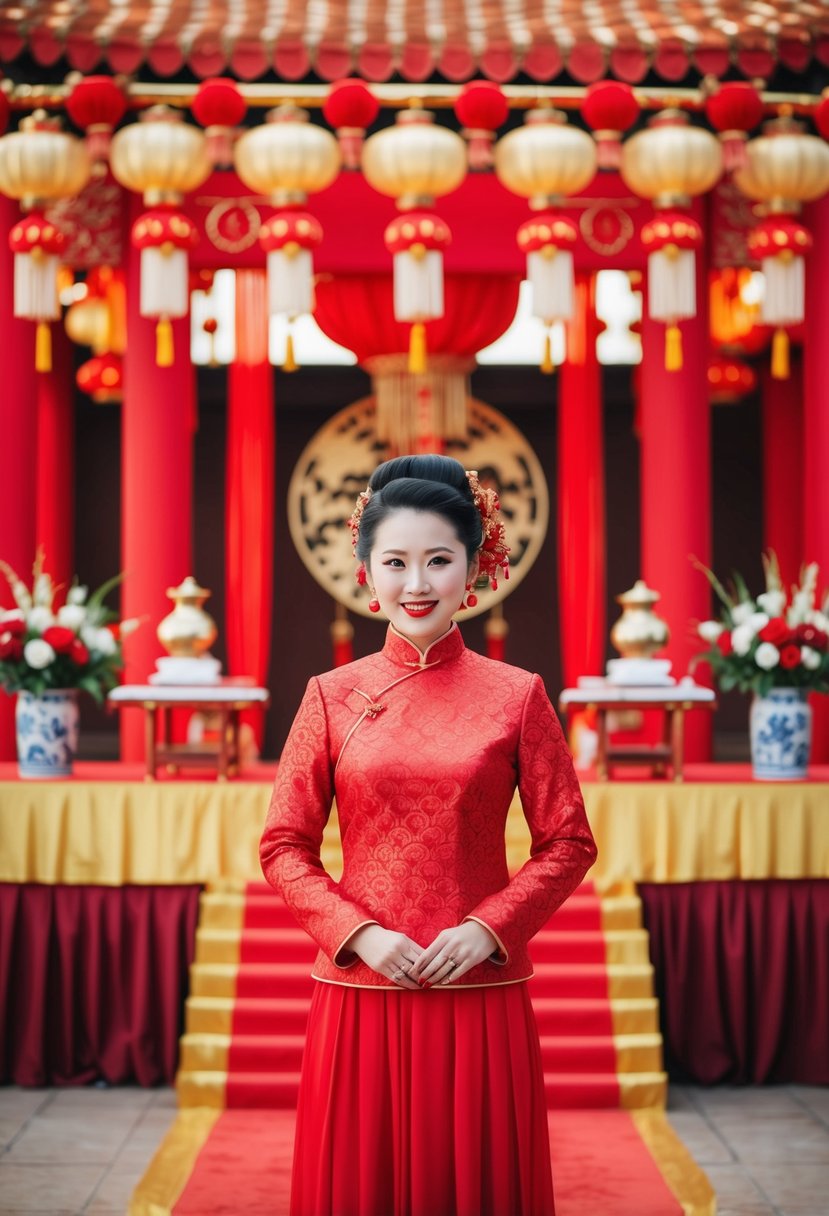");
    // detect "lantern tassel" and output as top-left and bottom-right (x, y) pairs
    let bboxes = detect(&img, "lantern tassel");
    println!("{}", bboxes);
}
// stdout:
(283, 330), (299, 373)
(408, 322), (427, 375)
(771, 328), (790, 380)
(156, 317), (174, 367)
(665, 324), (683, 372)
(541, 328), (555, 375)
(35, 321), (52, 374)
